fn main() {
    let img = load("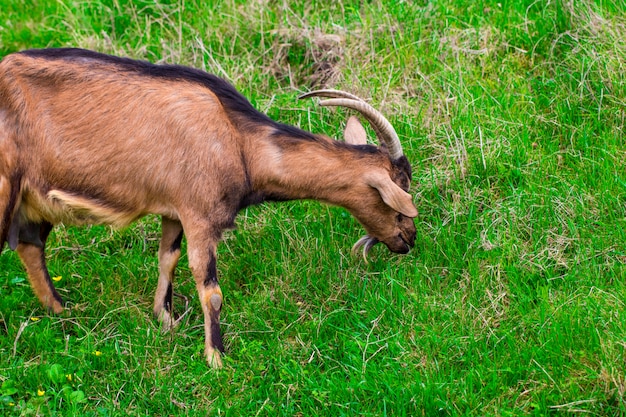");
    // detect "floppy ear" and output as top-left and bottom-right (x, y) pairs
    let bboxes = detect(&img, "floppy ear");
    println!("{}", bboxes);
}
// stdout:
(343, 116), (368, 145)
(366, 171), (418, 218)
